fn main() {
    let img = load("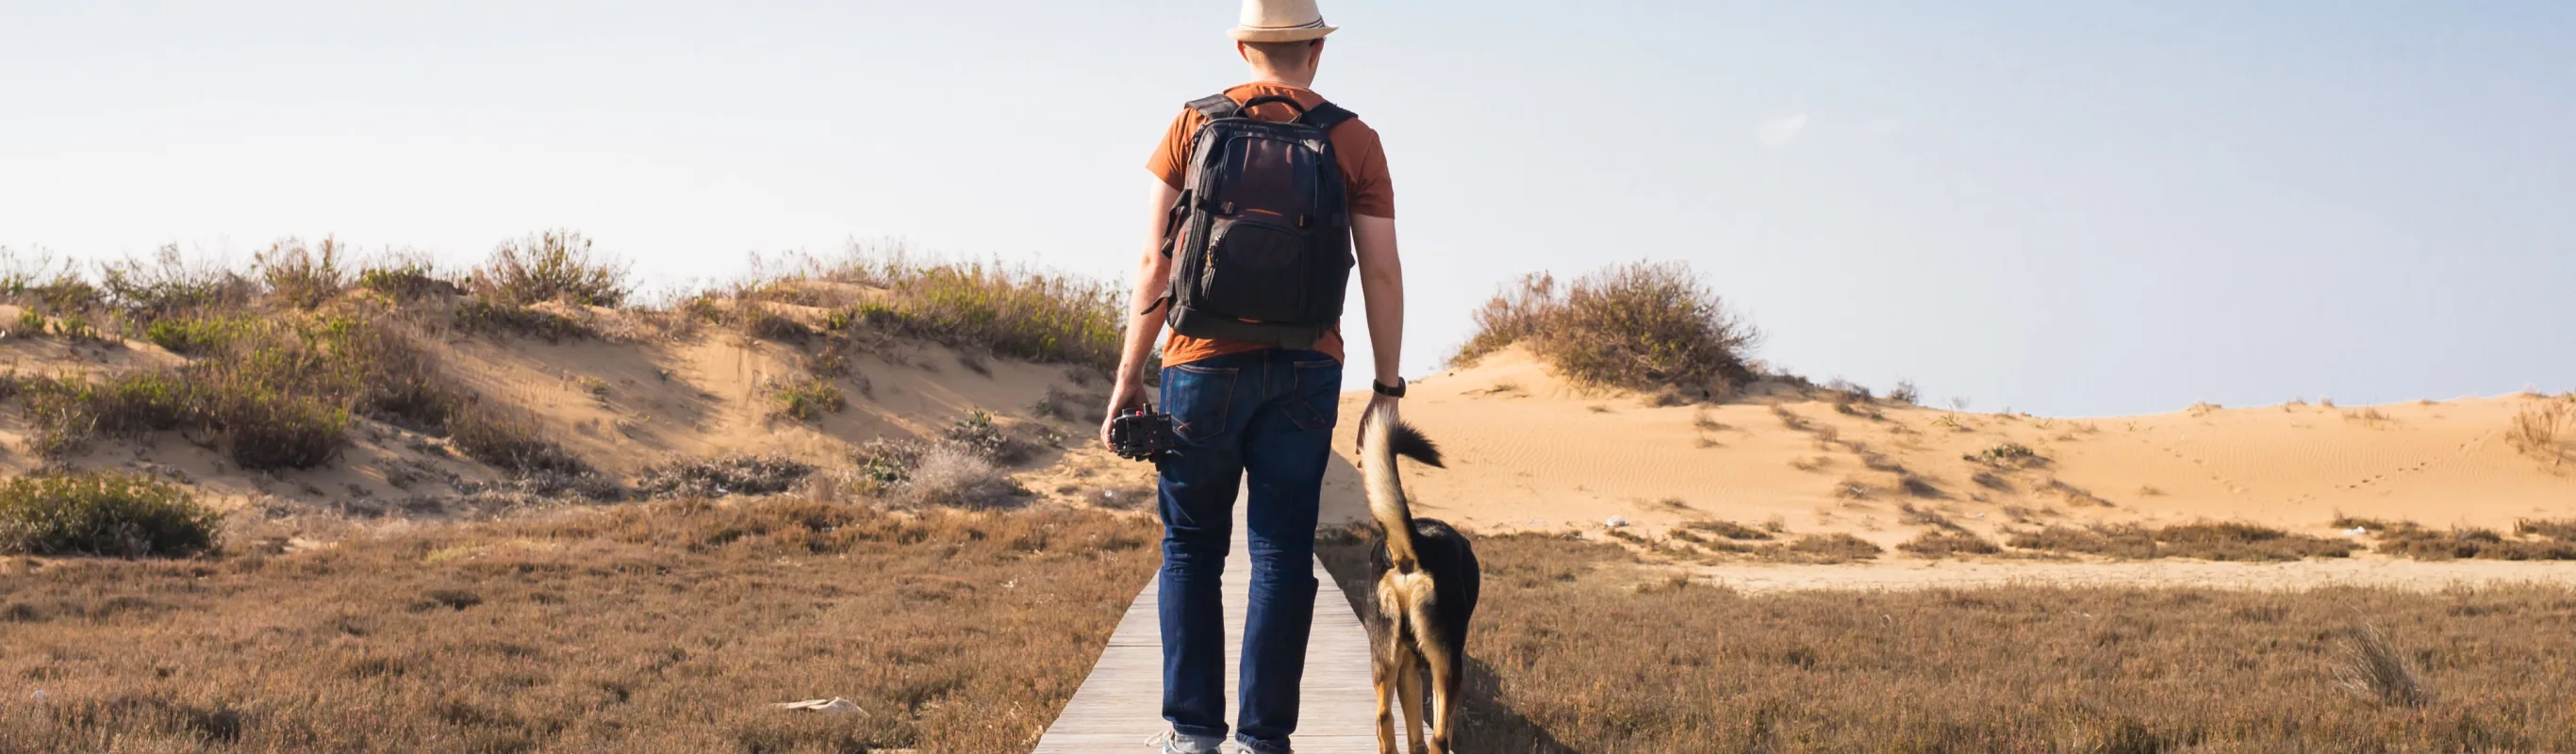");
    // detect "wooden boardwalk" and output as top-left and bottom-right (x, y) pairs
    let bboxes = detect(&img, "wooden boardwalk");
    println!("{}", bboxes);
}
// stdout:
(1036, 494), (1378, 752)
